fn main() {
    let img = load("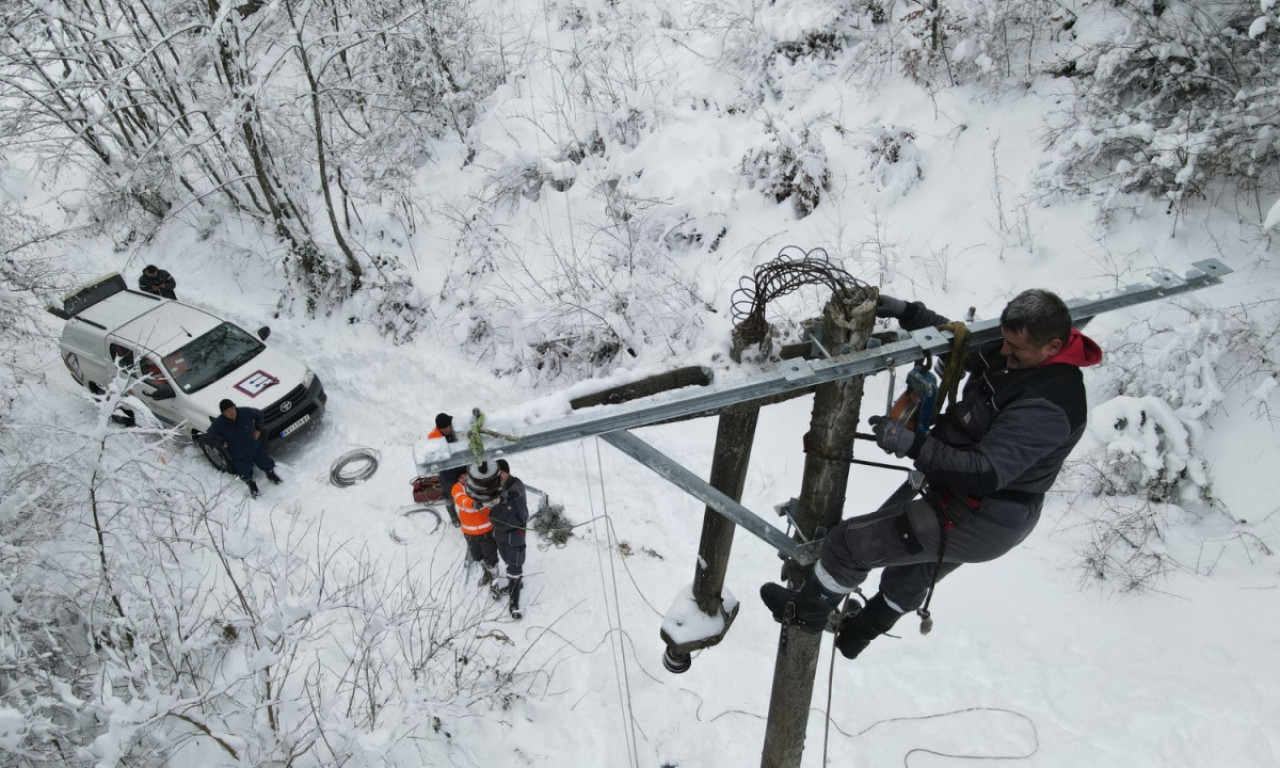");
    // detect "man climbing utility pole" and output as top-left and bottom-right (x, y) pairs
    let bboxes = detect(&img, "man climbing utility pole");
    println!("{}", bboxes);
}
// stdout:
(760, 285), (877, 768)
